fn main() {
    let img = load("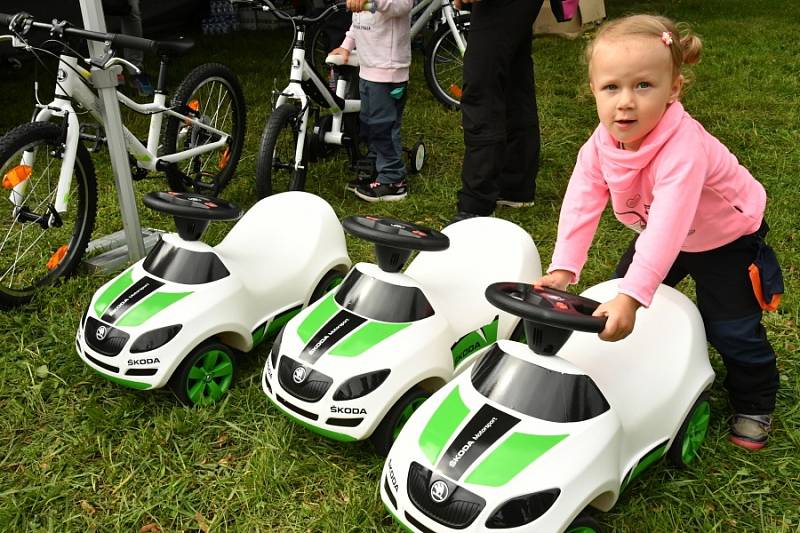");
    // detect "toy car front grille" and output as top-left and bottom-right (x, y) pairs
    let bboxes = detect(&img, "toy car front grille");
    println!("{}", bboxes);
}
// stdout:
(407, 462), (485, 529)
(278, 357), (332, 402)
(84, 317), (130, 356)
